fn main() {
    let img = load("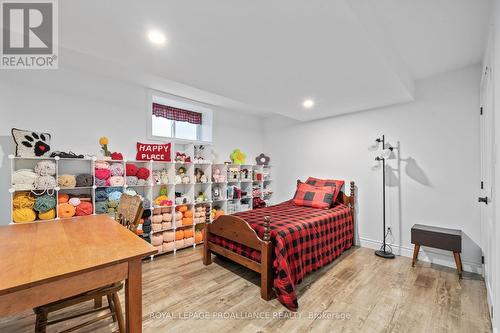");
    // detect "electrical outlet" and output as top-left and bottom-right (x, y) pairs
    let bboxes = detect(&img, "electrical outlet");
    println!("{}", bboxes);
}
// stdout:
(387, 226), (392, 235)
